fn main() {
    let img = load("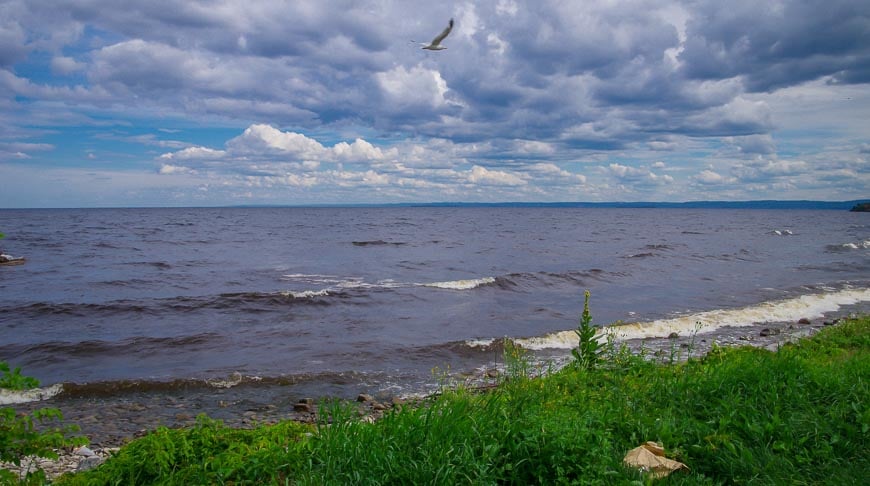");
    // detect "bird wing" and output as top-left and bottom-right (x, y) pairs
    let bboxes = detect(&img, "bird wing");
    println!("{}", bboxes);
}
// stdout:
(429, 18), (454, 46)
